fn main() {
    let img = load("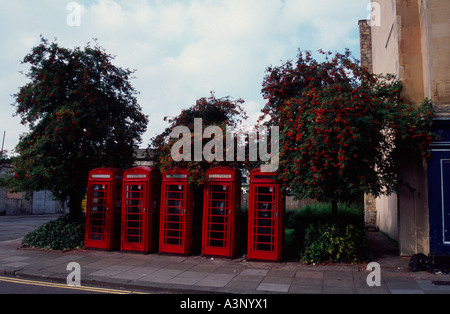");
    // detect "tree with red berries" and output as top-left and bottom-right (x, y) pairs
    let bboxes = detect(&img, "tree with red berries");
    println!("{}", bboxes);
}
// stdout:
(261, 49), (435, 216)
(151, 94), (248, 186)
(8, 37), (148, 219)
